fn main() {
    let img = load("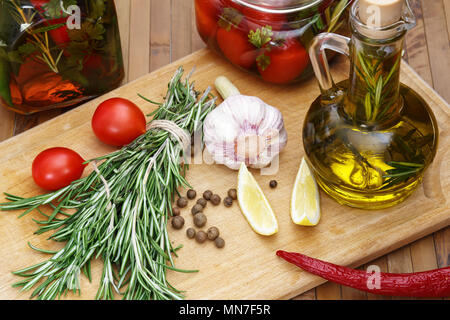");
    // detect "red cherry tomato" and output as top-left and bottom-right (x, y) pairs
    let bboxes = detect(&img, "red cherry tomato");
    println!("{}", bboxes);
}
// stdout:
(32, 147), (86, 191)
(257, 38), (309, 84)
(92, 98), (147, 147)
